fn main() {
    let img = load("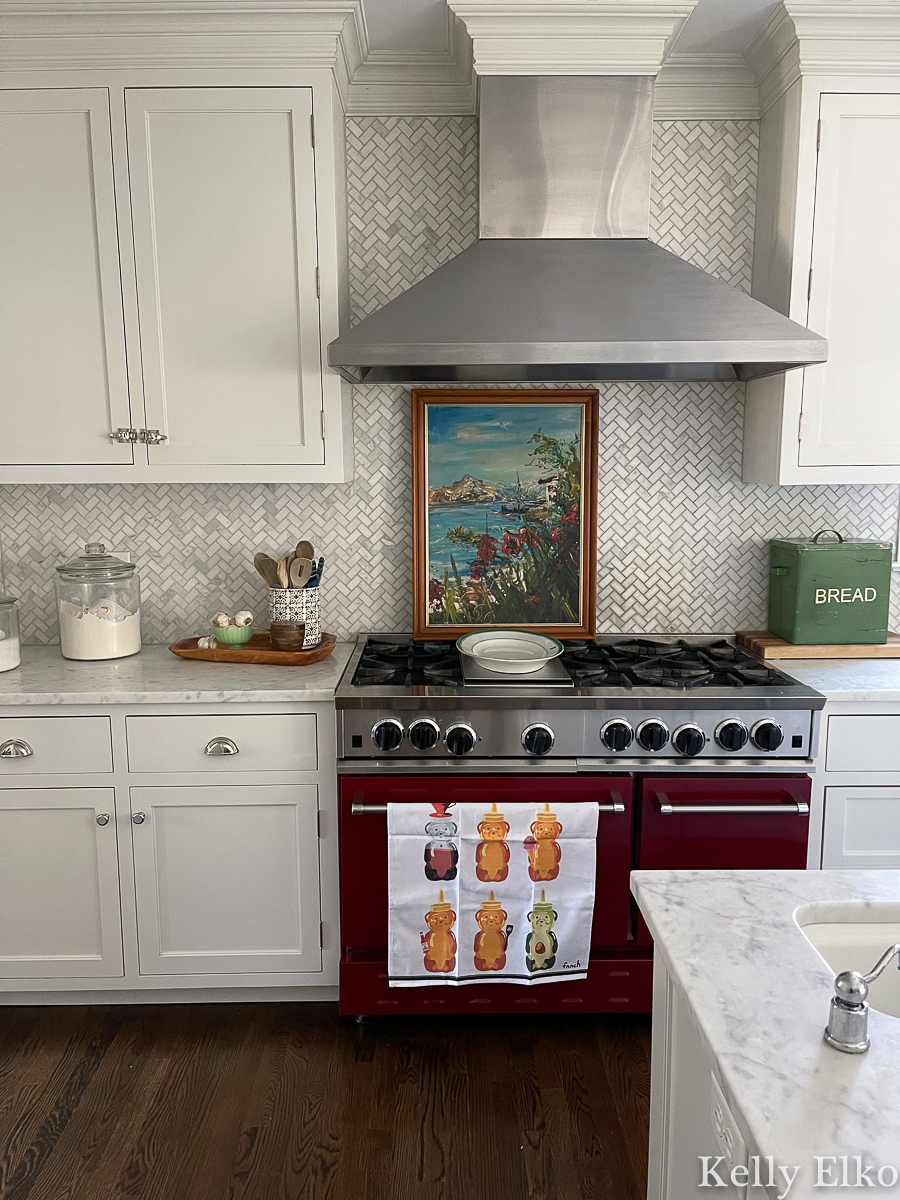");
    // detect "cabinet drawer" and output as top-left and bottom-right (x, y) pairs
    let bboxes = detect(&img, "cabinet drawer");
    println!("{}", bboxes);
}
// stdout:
(822, 786), (900, 868)
(826, 715), (900, 772)
(0, 717), (113, 775)
(125, 713), (317, 774)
